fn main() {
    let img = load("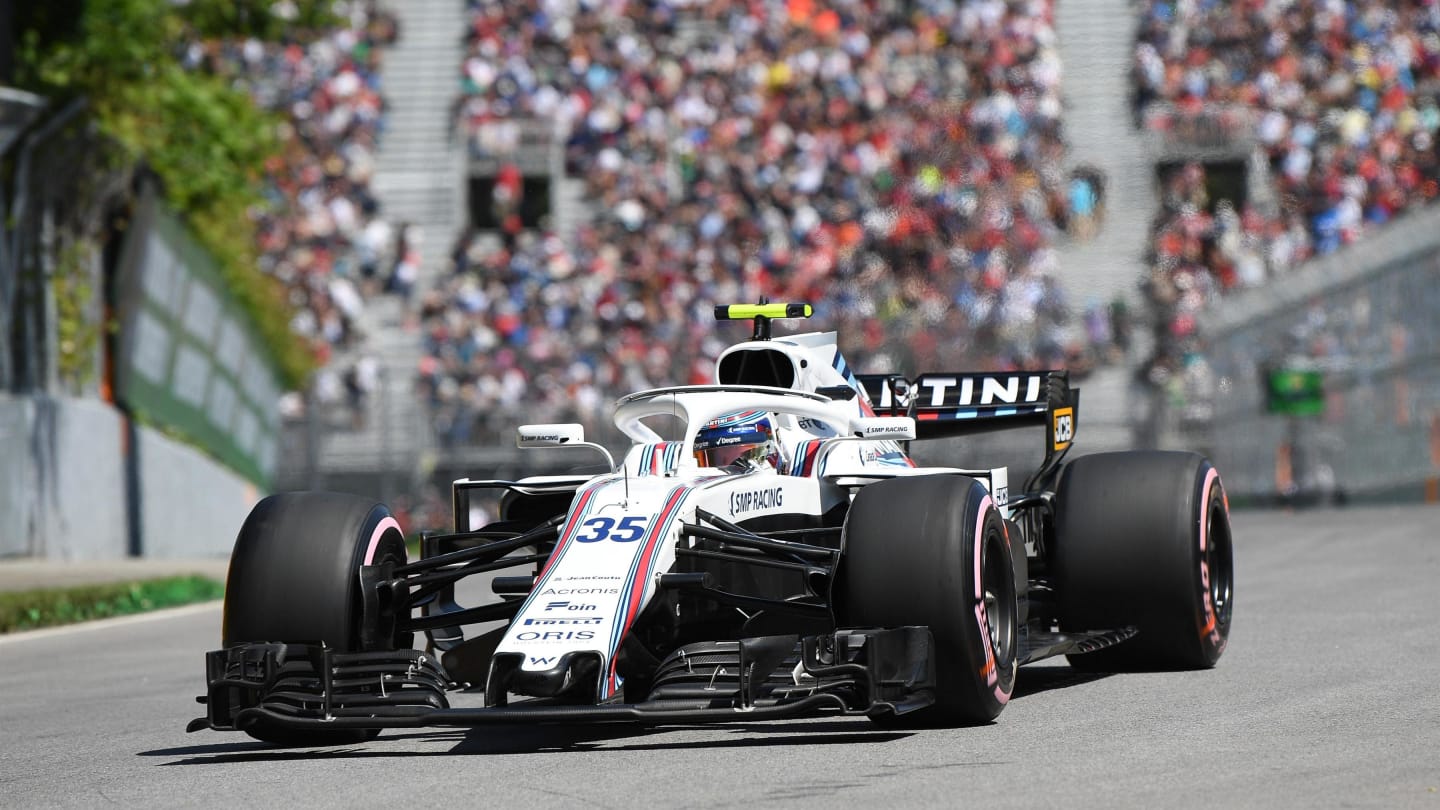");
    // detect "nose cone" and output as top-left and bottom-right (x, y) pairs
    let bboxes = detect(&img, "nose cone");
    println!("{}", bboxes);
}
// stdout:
(489, 651), (604, 702)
